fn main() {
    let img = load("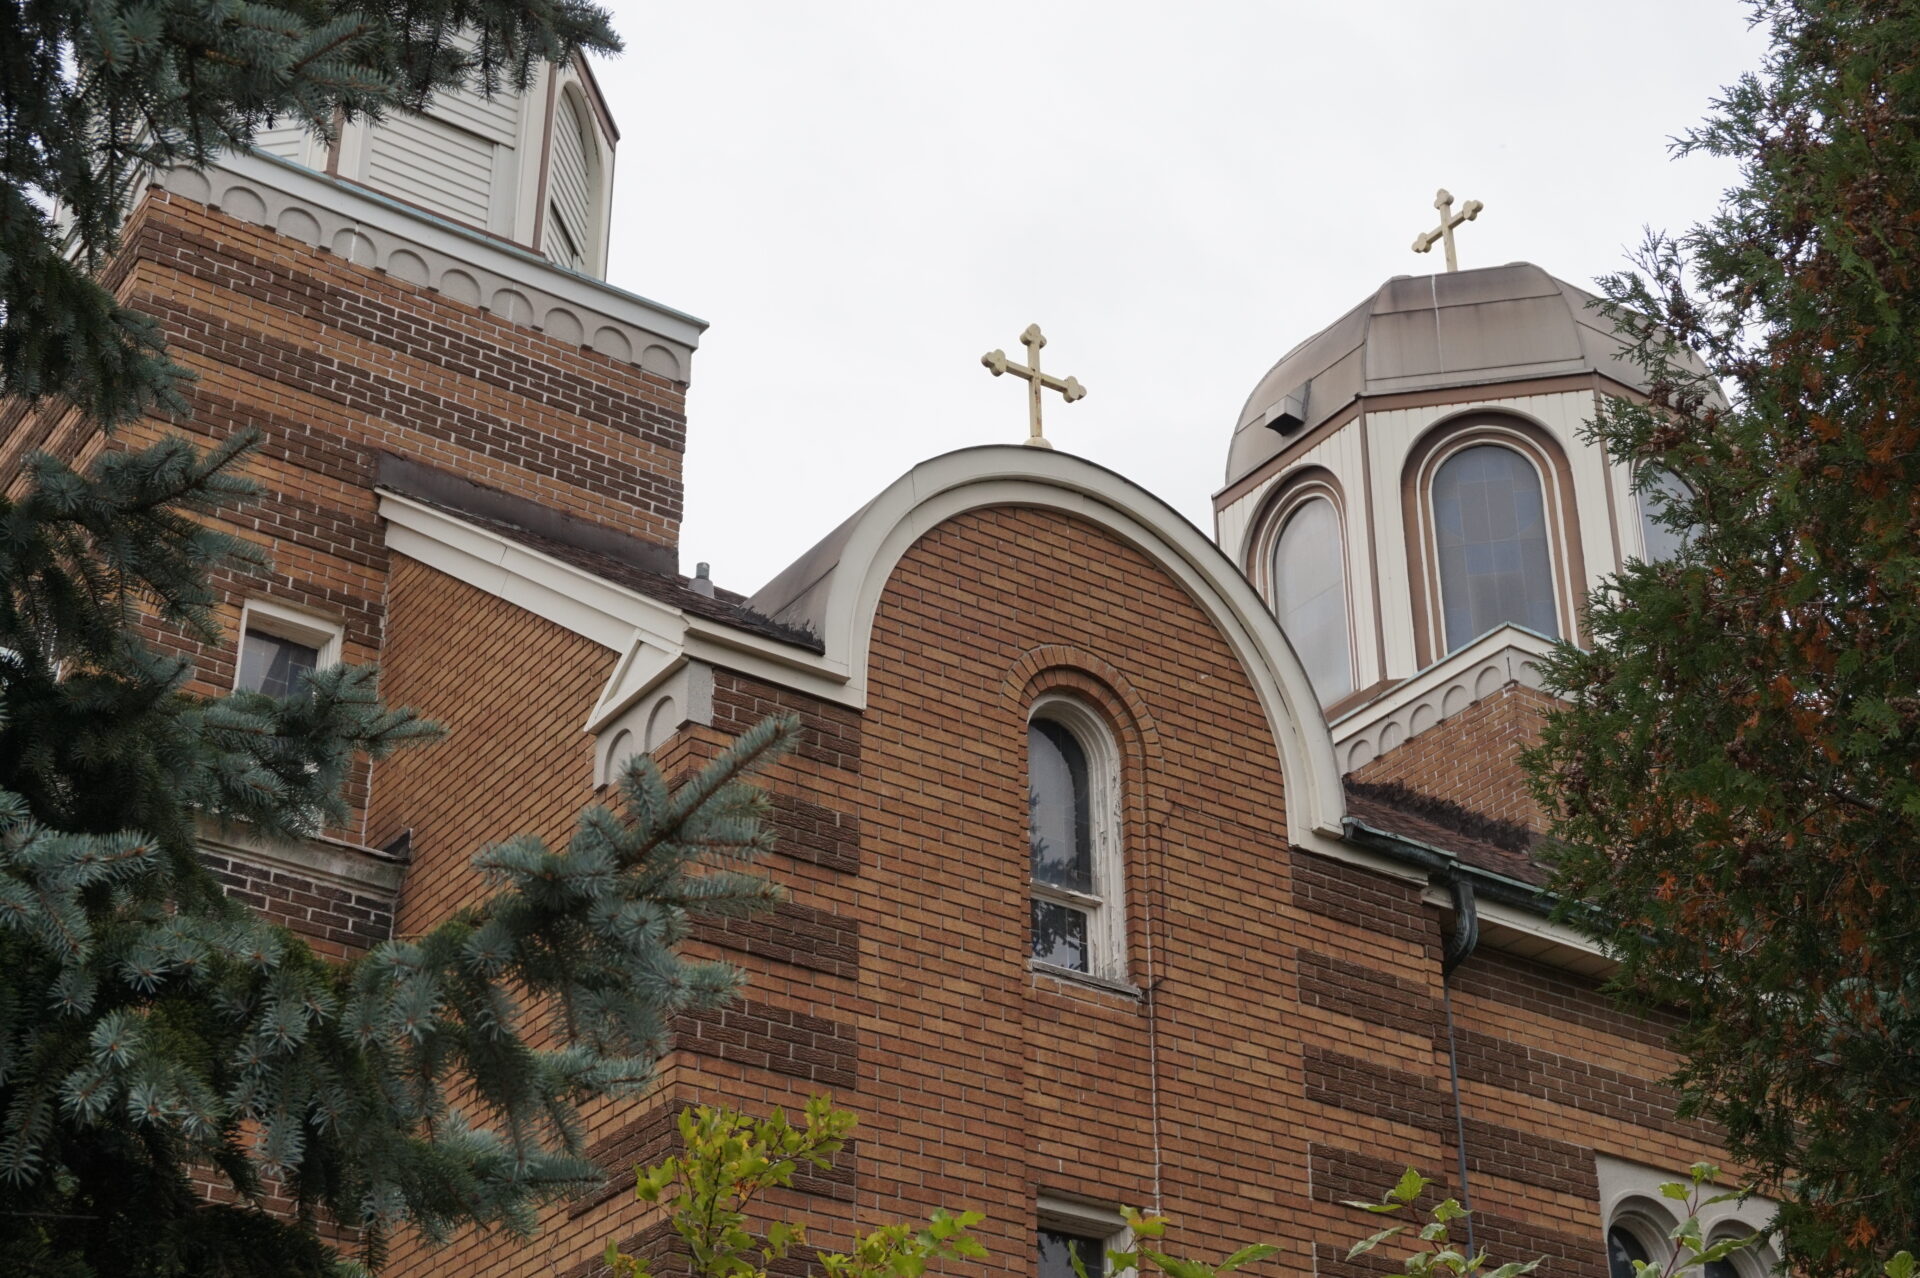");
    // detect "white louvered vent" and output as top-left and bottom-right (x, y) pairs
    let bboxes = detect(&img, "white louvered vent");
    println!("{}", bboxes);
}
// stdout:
(543, 92), (594, 272)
